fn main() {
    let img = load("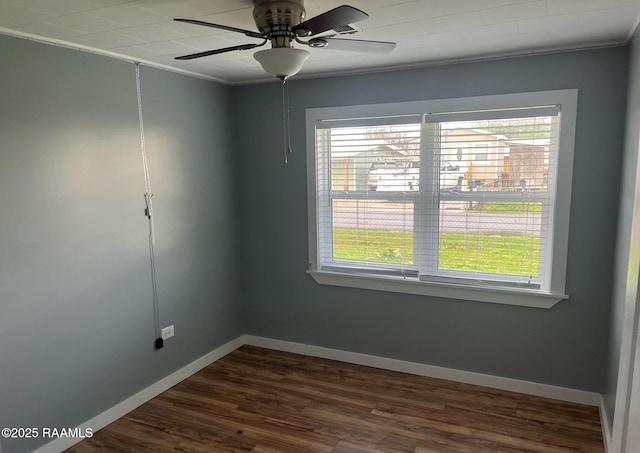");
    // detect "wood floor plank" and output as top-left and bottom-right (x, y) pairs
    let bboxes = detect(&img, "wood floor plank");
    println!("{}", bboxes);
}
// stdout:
(65, 346), (604, 453)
